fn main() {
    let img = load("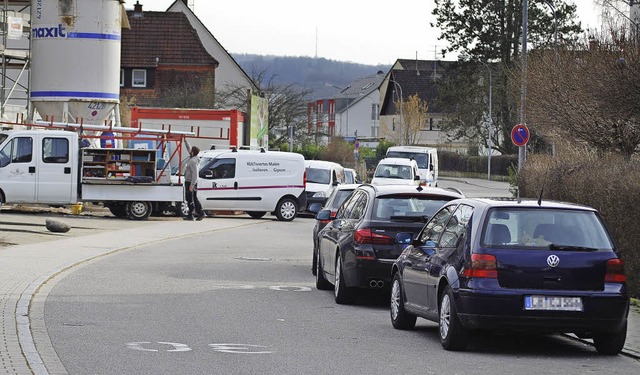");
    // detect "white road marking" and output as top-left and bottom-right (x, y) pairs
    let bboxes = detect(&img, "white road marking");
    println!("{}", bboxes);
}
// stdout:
(269, 286), (311, 292)
(209, 343), (273, 354)
(126, 342), (158, 352)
